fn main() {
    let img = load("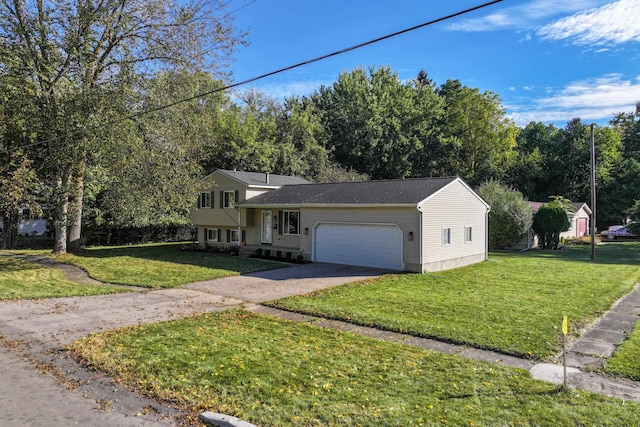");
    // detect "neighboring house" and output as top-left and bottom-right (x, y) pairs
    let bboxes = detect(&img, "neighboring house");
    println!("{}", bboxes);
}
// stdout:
(0, 207), (48, 236)
(516, 201), (591, 249)
(192, 169), (491, 272)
